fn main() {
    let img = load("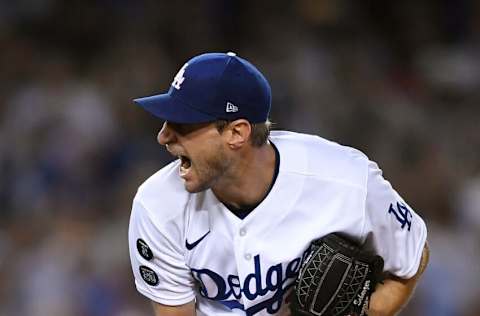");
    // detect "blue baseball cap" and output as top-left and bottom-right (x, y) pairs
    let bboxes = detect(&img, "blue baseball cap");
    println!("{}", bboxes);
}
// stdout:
(134, 52), (271, 124)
